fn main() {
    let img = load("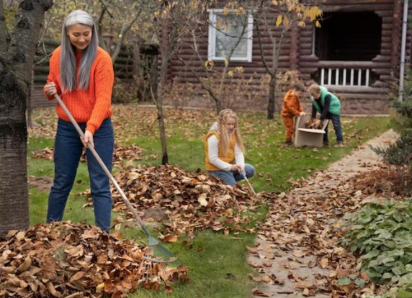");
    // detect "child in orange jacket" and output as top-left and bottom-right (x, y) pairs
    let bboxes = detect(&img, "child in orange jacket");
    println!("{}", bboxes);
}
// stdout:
(281, 83), (306, 145)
